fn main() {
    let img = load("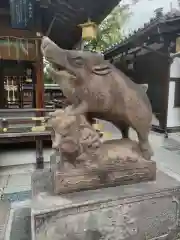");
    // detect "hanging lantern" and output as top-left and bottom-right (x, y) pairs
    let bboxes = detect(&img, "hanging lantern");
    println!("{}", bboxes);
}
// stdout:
(79, 19), (97, 40)
(176, 37), (180, 53)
